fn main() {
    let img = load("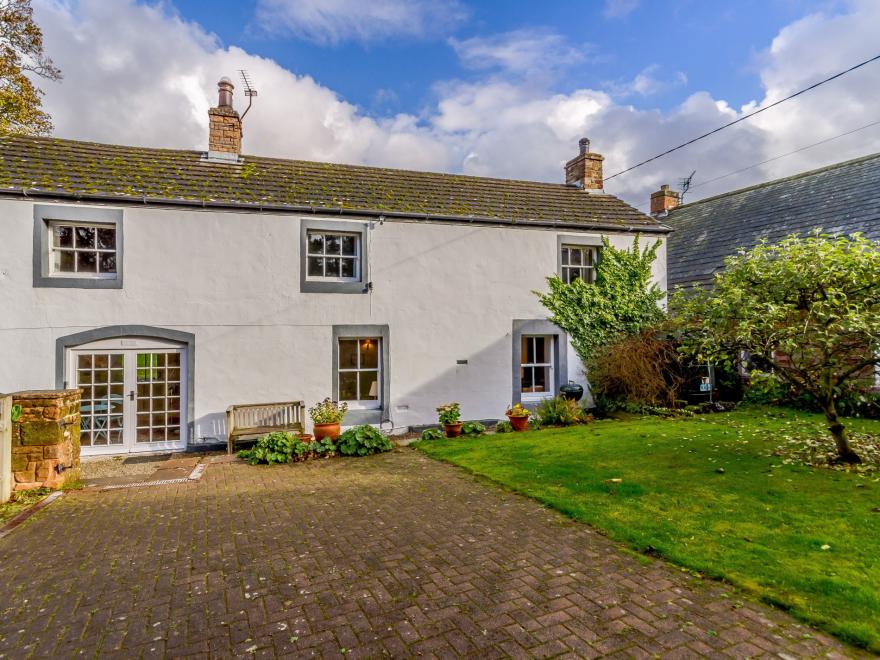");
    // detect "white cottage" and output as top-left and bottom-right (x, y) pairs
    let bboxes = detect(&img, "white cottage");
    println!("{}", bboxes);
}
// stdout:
(0, 79), (670, 455)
